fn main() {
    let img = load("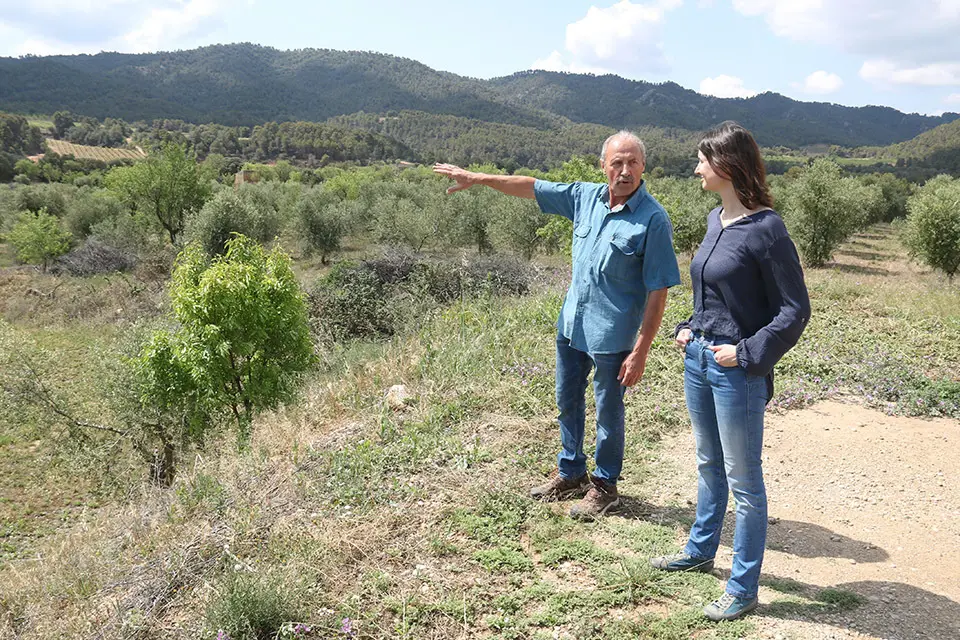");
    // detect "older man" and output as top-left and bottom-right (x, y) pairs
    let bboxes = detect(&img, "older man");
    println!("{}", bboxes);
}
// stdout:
(434, 131), (681, 519)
